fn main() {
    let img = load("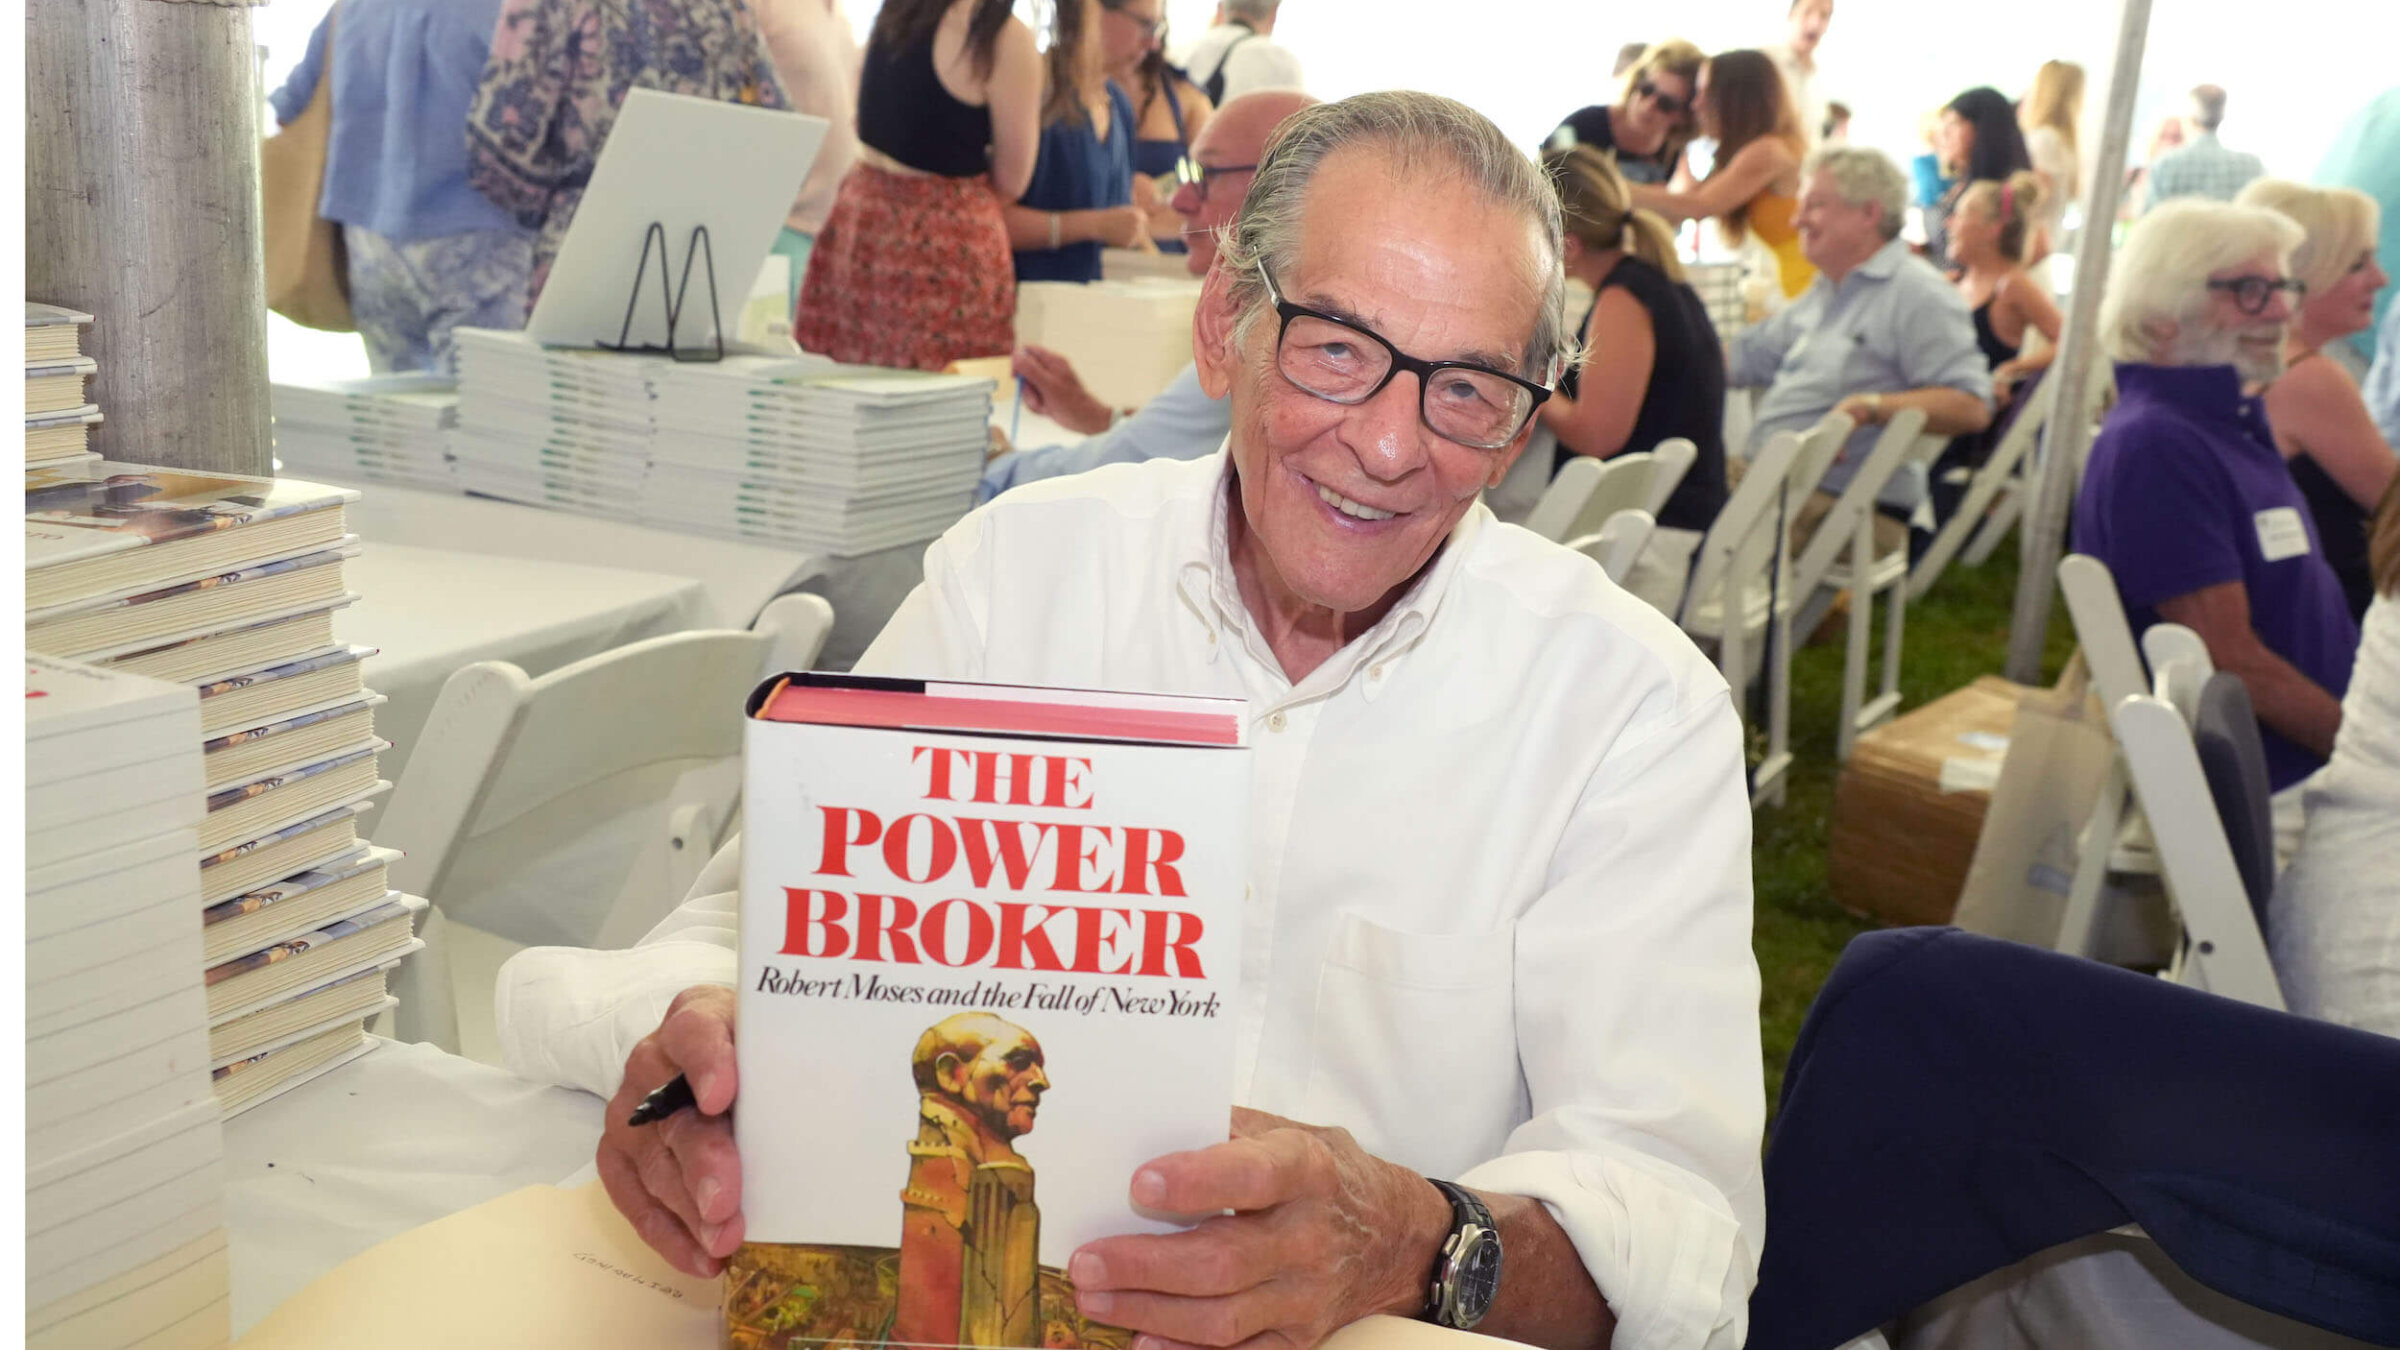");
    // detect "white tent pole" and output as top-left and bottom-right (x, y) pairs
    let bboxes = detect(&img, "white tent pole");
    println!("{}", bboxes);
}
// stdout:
(2004, 0), (2158, 681)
